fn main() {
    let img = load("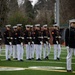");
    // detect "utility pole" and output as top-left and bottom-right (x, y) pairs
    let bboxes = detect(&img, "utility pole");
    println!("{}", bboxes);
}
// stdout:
(54, 0), (60, 26)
